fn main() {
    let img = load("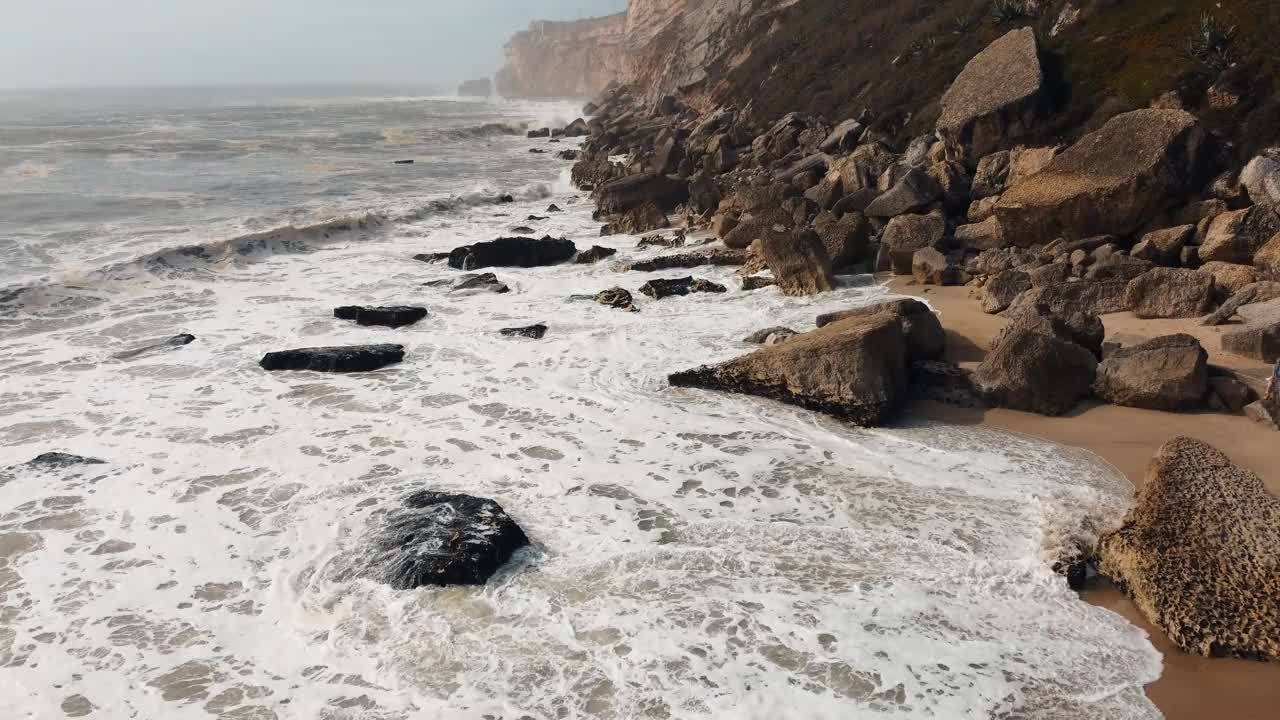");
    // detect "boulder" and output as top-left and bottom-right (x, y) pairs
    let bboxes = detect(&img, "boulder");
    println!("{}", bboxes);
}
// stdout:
(546, 204), (562, 213)
(971, 151), (1011, 199)
(594, 287), (636, 310)
(968, 195), (1002, 224)
(623, 247), (748, 272)
(835, 142), (896, 194)
(413, 252), (450, 264)
(759, 229), (835, 296)
(1202, 285), (1260, 326)
(1096, 438), (1280, 661)
(929, 160), (973, 212)
(722, 212), (787, 250)
(1125, 268), (1214, 319)
(367, 491), (530, 588)
(815, 298), (944, 363)
(260, 345), (405, 373)
(819, 119), (864, 153)
(743, 326), (798, 345)
(1084, 256), (1155, 283)
(1197, 261), (1258, 296)
(669, 312), (908, 426)
(912, 248), (961, 286)
(575, 246), (618, 264)
(882, 211), (947, 275)
(864, 168), (941, 218)
(1221, 318), (1280, 363)
(1208, 375), (1254, 413)
(741, 275), (776, 291)
(711, 213), (740, 239)
(636, 234), (683, 250)
(982, 270), (1032, 313)
(996, 301), (1105, 359)
(813, 211), (871, 269)
(499, 324), (547, 339)
(1131, 225), (1194, 266)
(448, 236), (576, 270)
(571, 153), (623, 189)
(1009, 279), (1131, 316)
(451, 273), (511, 294)
(1197, 207), (1280, 265)
(995, 110), (1208, 247)
(24, 452), (106, 467)
(639, 277), (728, 299)
(595, 173), (689, 215)
(937, 28), (1044, 166)
(333, 306), (428, 329)
(1256, 233), (1280, 278)
(603, 202), (670, 235)
(556, 149), (579, 161)
(111, 333), (196, 361)
(1094, 334), (1208, 411)
(955, 217), (1006, 251)
(973, 326), (1098, 415)
(1240, 150), (1280, 211)
(1029, 262), (1072, 287)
